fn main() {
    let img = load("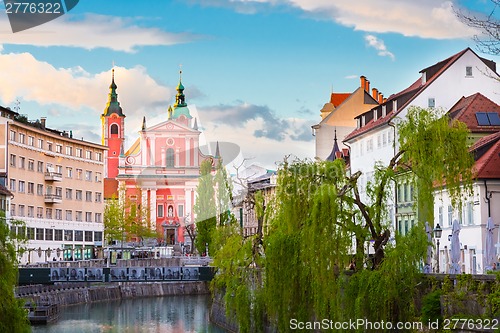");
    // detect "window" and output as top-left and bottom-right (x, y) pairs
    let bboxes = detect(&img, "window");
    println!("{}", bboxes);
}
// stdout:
(94, 231), (103, 242)
(37, 161), (43, 172)
(85, 231), (93, 242)
(66, 146), (73, 155)
(55, 187), (62, 197)
(46, 208), (52, 219)
(85, 150), (92, 159)
(75, 230), (83, 242)
(428, 98), (435, 108)
(45, 229), (53, 241)
(18, 157), (25, 169)
(28, 159), (34, 171)
(36, 228), (44, 240)
(9, 130), (15, 141)
(64, 230), (73, 241)
(37, 184), (43, 196)
(448, 205), (453, 226)
(28, 136), (34, 146)
(37, 207), (43, 218)
(56, 165), (62, 174)
(37, 139), (43, 149)
(28, 206), (34, 217)
(66, 188), (73, 199)
(110, 124), (118, 134)
(85, 191), (92, 202)
(178, 204), (184, 217)
(76, 211), (82, 221)
(18, 204), (25, 217)
(9, 154), (16, 167)
(85, 212), (92, 222)
(466, 202), (474, 225)
(95, 192), (102, 202)
(76, 190), (82, 201)
(18, 181), (25, 193)
(76, 148), (83, 158)
(95, 172), (102, 182)
(66, 167), (73, 178)
(9, 179), (15, 191)
(19, 133), (25, 144)
(95, 213), (102, 223)
(27, 182), (34, 194)
(56, 144), (63, 153)
(403, 184), (408, 202)
(10, 204), (15, 216)
(76, 169), (82, 180)
(66, 210), (72, 221)
(466, 66), (473, 77)
(27, 228), (34, 240)
(54, 229), (63, 241)
(47, 142), (53, 151)
(55, 209), (62, 220)
(96, 152), (102, 162)
(158, 204), (164, 218)
(438, 206), (443, 226)
(475, 112), (500, 126)
(85, 170), (92, 181)
(166, 148), (175, 167)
